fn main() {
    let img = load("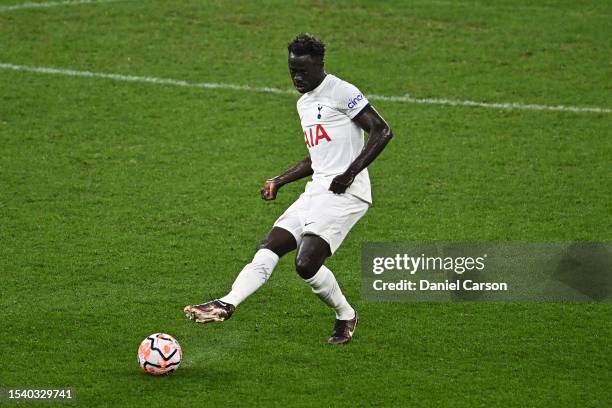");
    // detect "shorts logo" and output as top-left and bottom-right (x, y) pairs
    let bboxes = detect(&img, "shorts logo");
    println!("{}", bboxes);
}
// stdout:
(303, 124), (331, 148)
(347, 94), (364, 109)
